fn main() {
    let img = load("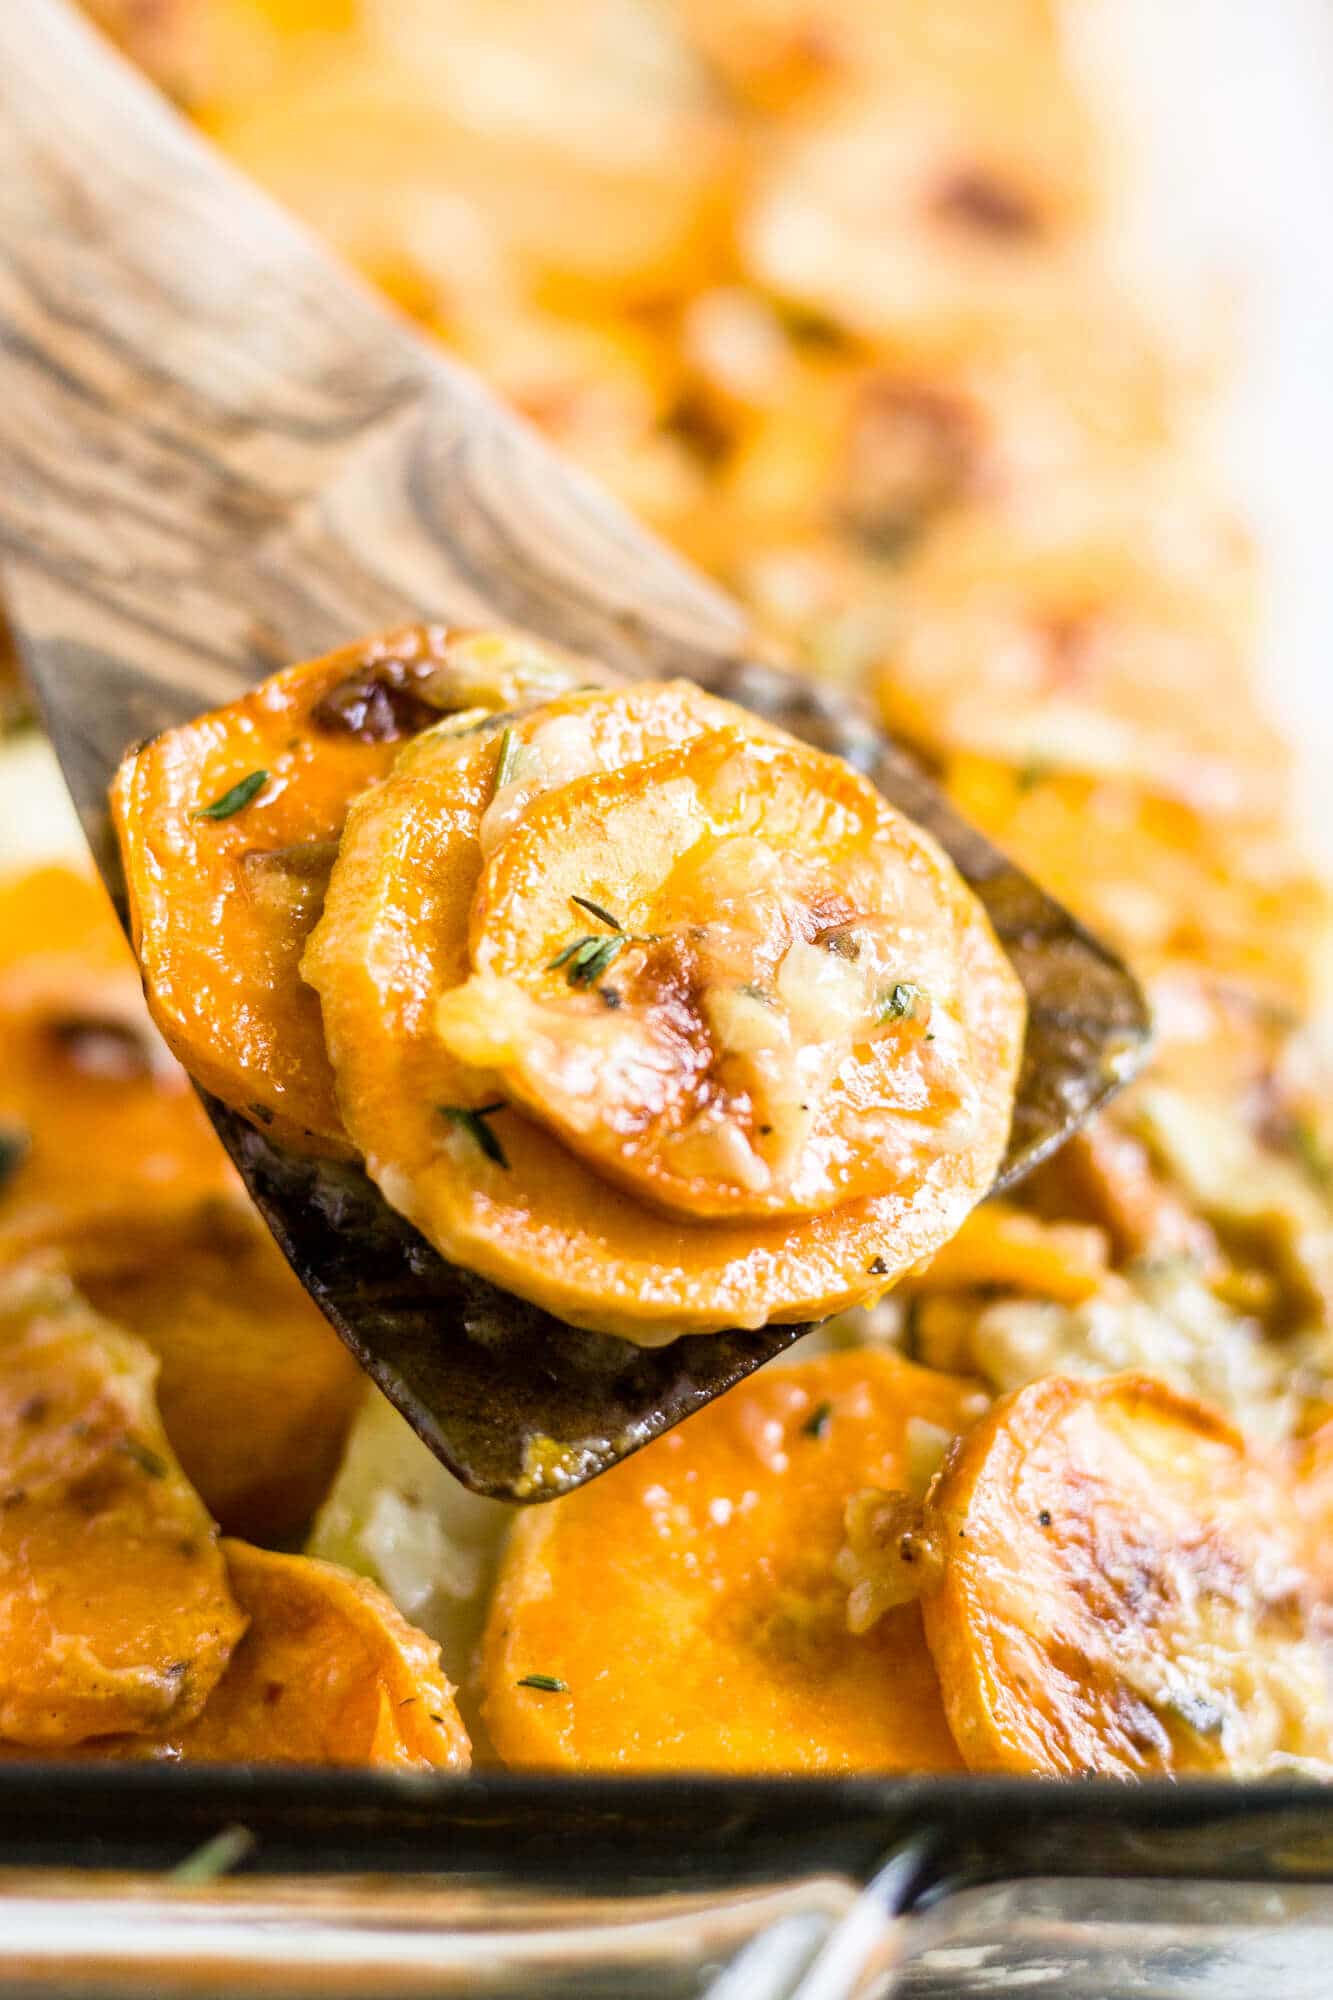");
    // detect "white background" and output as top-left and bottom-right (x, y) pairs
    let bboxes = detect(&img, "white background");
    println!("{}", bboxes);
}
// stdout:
(1070, 0), (1333, 861)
